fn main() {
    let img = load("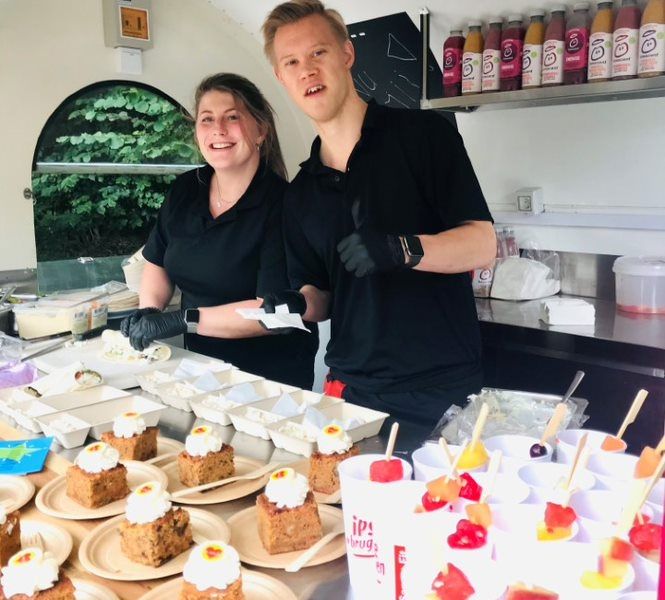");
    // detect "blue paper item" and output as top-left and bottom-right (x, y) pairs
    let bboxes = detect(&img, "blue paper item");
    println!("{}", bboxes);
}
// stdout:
(0, 437), (53, 475)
